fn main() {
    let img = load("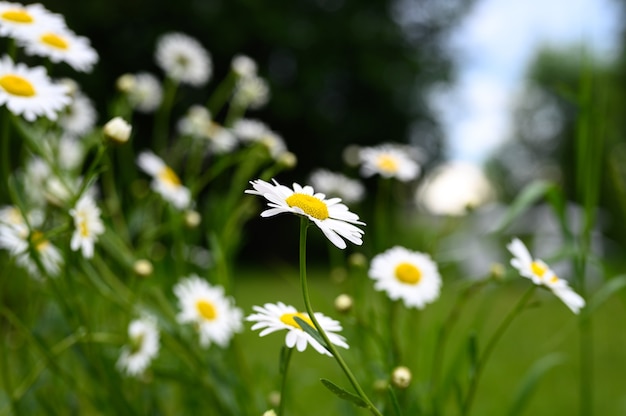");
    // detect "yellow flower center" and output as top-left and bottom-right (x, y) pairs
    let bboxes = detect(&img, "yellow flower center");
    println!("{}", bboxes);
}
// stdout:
(30, 231), (49, 251)
(376, 154), (398, 173)
(395, 262), (422, 284)
(530, 261), (548, 278)
(285, 193), (329, 220)
(79, 218), (90, 237)
(196, 300), (217, 321)
(0, 74), (36, 97)
(1, 9), (33, 23)
(280, 312), (314, 330)
(158, 166), (181, 186)
(41, 32), (69, 50)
